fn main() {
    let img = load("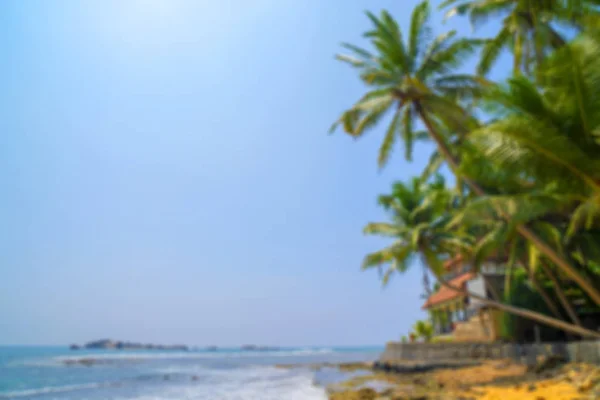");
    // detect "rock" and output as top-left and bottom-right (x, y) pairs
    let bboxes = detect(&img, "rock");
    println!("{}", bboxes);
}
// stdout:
(527, 384), (537, 392)
(493, 360), (512, 370)
(374, 362), (393, 373)
(577, 370), (600, 392)
(191, 375), (199, 381)
(84, 339), (117, 349)
(69, 344), (81, 350)
(328, 388), (377, 400)
(412, 377), (426, 386)
(529, 355), (566, 374)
